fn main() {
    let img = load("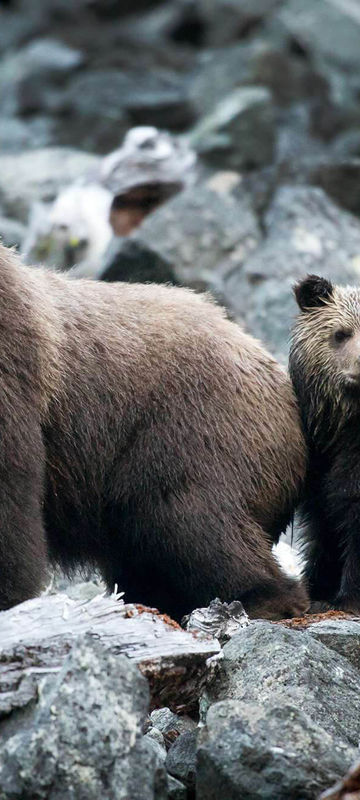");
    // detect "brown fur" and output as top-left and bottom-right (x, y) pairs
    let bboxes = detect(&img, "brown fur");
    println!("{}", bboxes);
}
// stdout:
(0, 243), (307, 620)
(290, 275), (360, 613)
